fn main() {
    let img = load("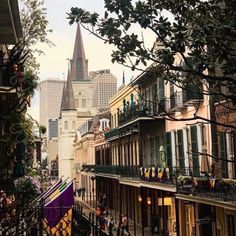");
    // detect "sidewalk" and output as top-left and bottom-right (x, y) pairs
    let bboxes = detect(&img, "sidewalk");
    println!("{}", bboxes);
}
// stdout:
(75, 197), (153, 236)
